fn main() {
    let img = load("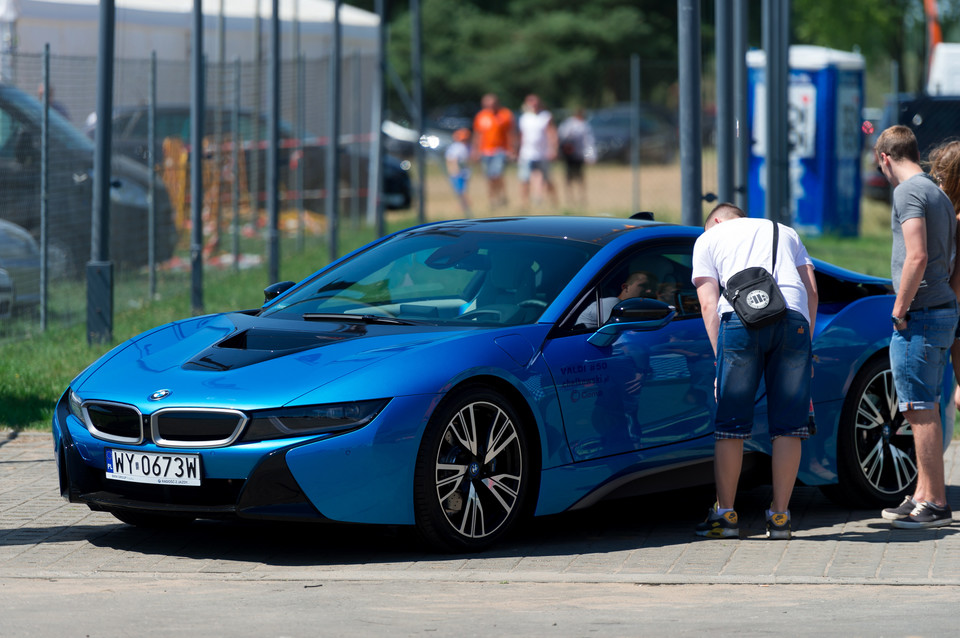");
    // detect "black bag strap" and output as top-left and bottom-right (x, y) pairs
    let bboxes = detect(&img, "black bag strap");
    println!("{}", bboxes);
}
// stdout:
(770, 219), (779, 273)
